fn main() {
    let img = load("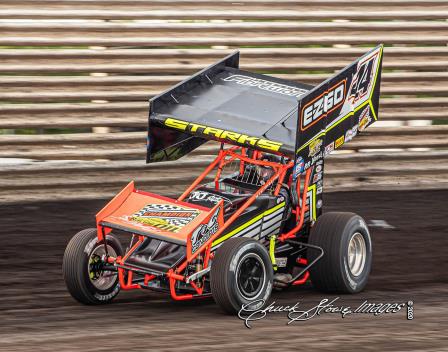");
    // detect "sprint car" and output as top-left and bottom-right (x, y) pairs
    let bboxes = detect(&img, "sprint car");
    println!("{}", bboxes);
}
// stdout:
(63, 45), (383, 313)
